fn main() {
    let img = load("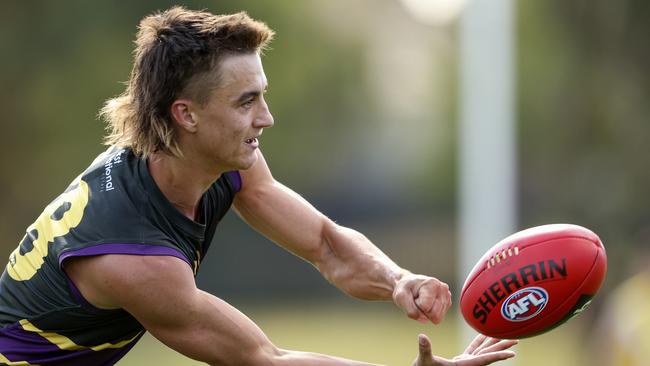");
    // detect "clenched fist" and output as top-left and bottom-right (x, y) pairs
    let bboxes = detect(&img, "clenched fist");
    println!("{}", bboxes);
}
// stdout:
(393, 273), (452, 324)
